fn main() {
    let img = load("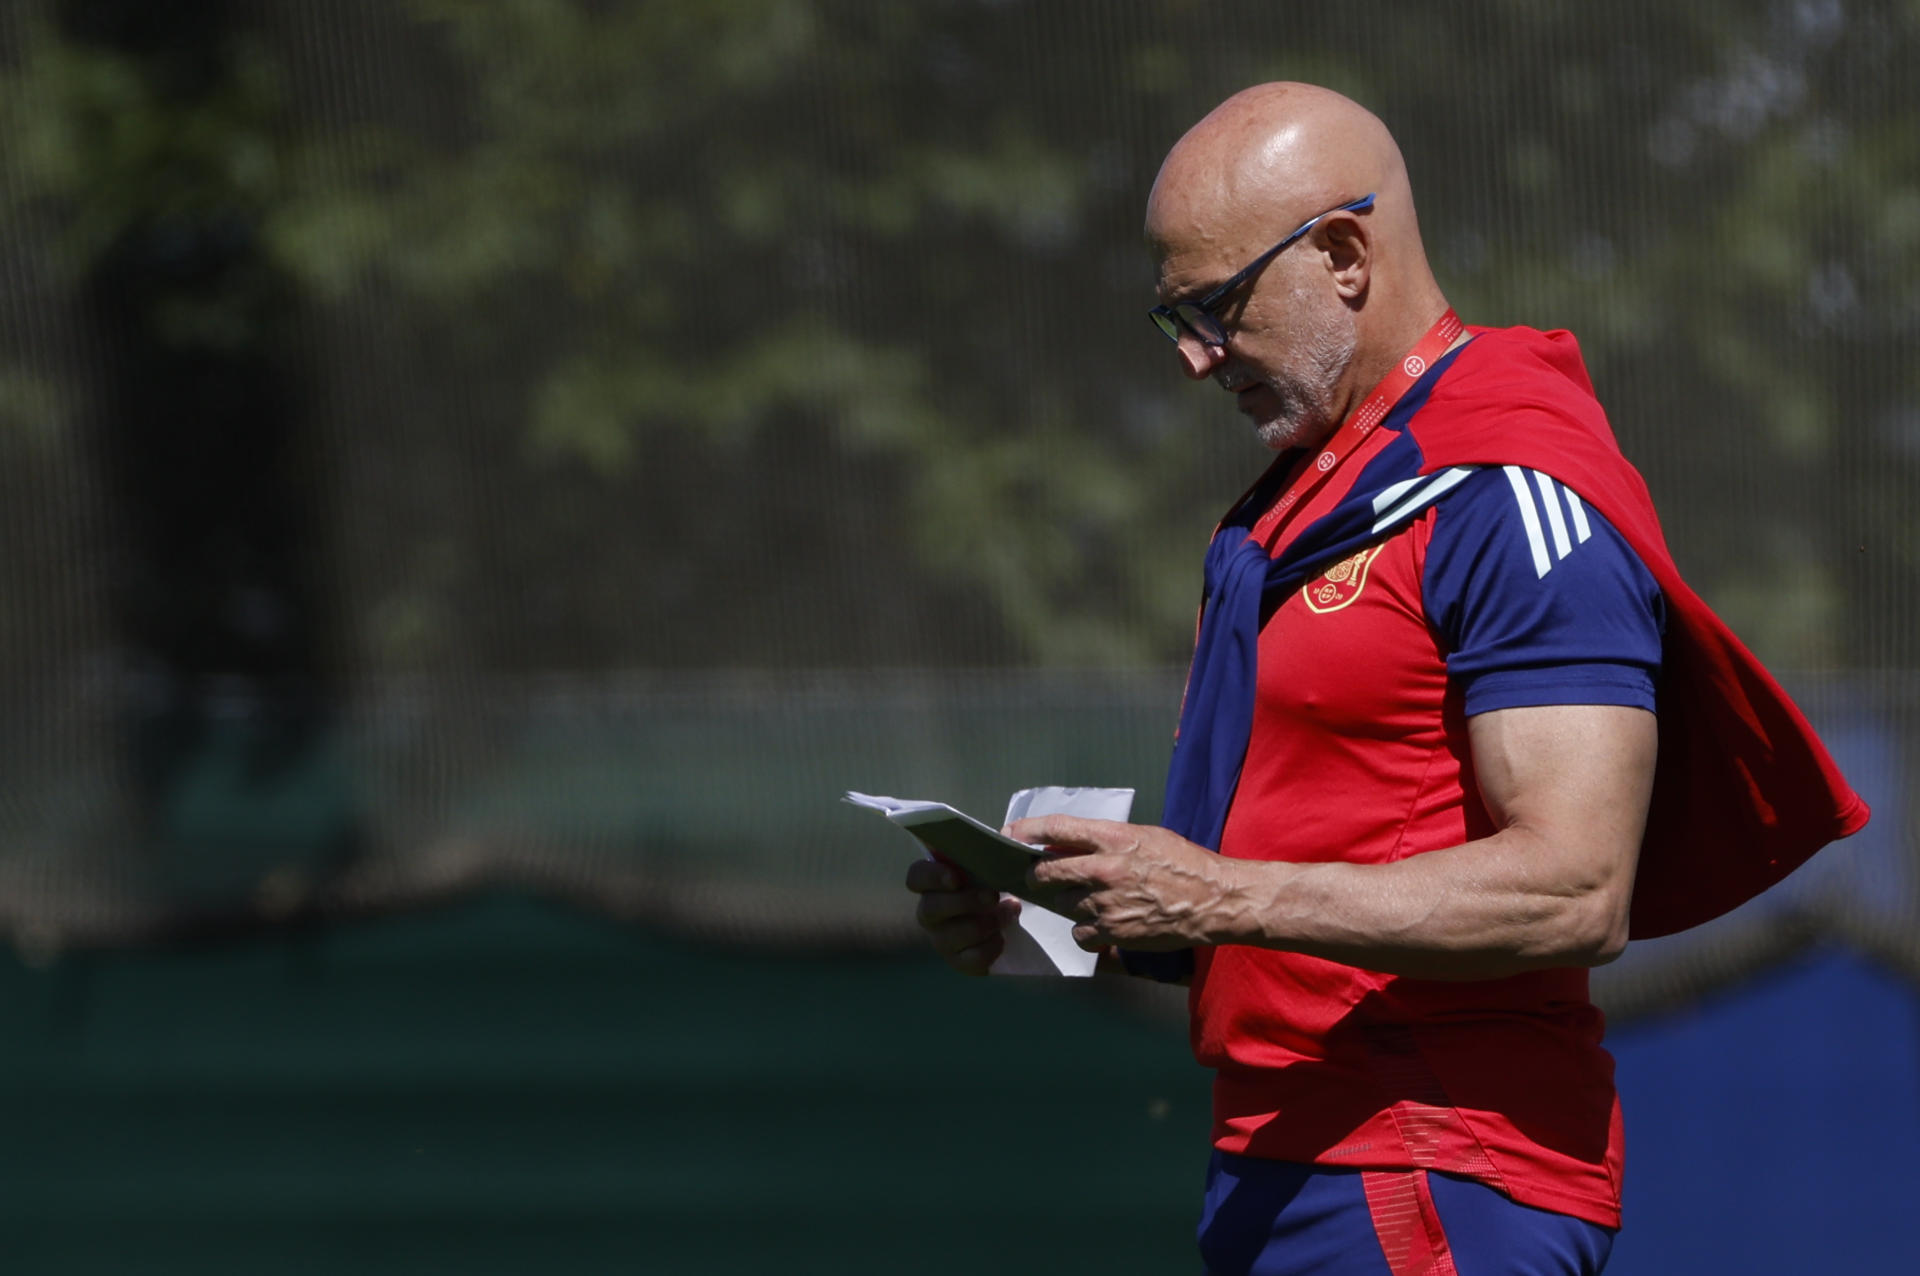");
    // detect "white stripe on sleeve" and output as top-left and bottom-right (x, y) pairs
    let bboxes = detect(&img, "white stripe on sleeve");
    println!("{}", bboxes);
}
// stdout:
(1564, 489), (1593, 543)
(1503, 465), (1553, 578)
(1532, 470), (1574, 560)
(1371, 467), (1475, 534)
(1369, 476), (1425, 515)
